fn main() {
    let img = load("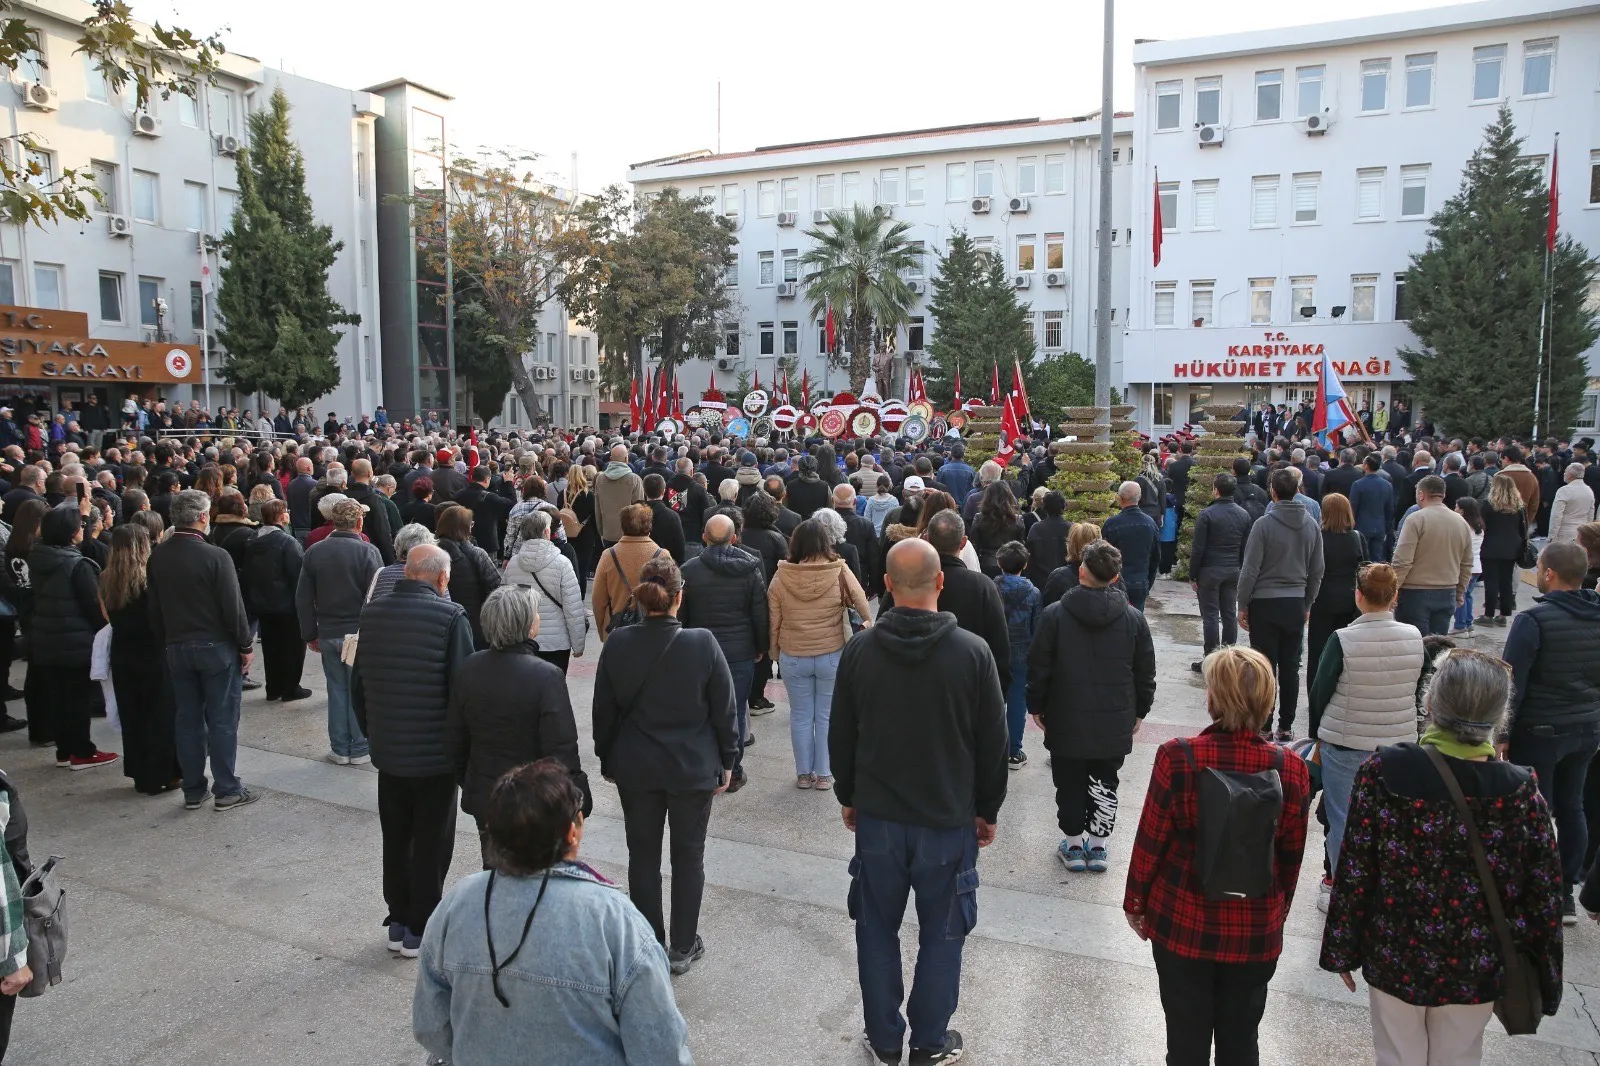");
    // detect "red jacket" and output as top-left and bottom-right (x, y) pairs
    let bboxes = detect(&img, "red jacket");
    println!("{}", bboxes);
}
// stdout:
(1123, 726), (1311, 963)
